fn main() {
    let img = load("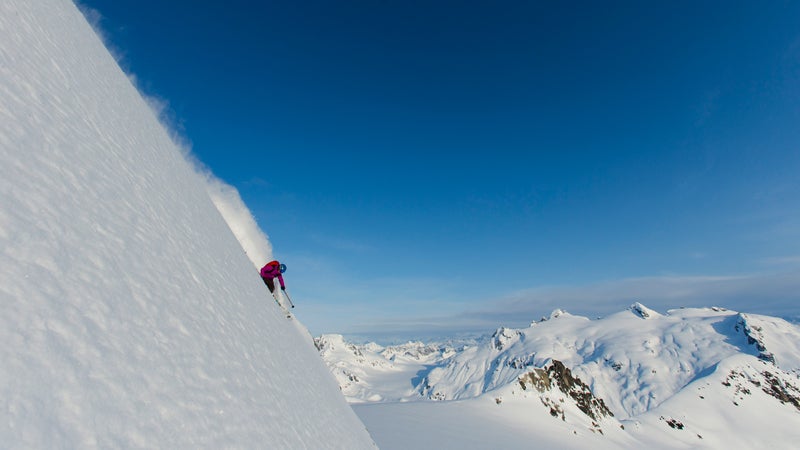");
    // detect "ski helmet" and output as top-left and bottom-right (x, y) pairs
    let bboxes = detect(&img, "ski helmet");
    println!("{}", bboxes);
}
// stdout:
(279, 264), (287, 273)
